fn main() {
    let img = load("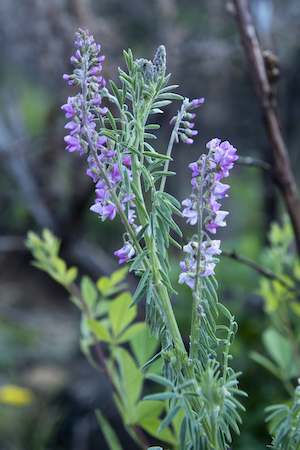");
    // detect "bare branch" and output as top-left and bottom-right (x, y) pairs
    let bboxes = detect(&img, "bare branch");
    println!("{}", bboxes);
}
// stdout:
(232, 0), (300, 258)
